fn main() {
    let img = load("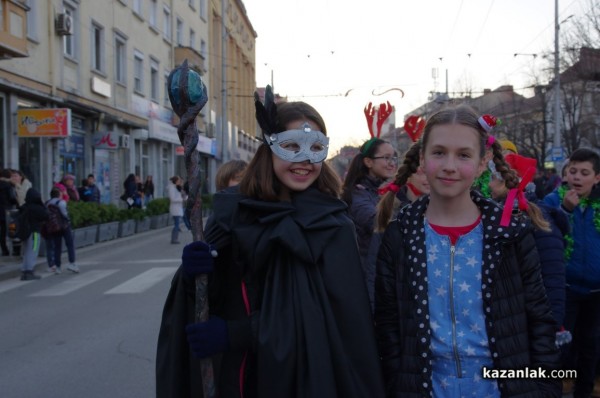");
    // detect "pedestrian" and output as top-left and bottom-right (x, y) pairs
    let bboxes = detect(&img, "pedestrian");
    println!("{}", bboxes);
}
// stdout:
(44, 187), (78, 274)
(543, 148), (600, 397)
(375, 105), (561, 397)
(0, 168), (18, 256)
(78, 174), (100, 203)
(143, 175), (155, 206)
(121, 173), (141, 209)
(167, 175), (186, 244)
(61, 174), (80, 201)
(10, 169), (29, 256)
(78, 178), (91, 202)
(19, 188), (48, 281)
(53, 181), (69, 202)
(341, 137), (397, 273)
(12, 169), (31, 207)
(363, 142), (429, 311)
(544, 167), (562, 196)
(215, 160), (247, 192)
(156, 87), (385, 398)
(488, 153), (569, 337)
